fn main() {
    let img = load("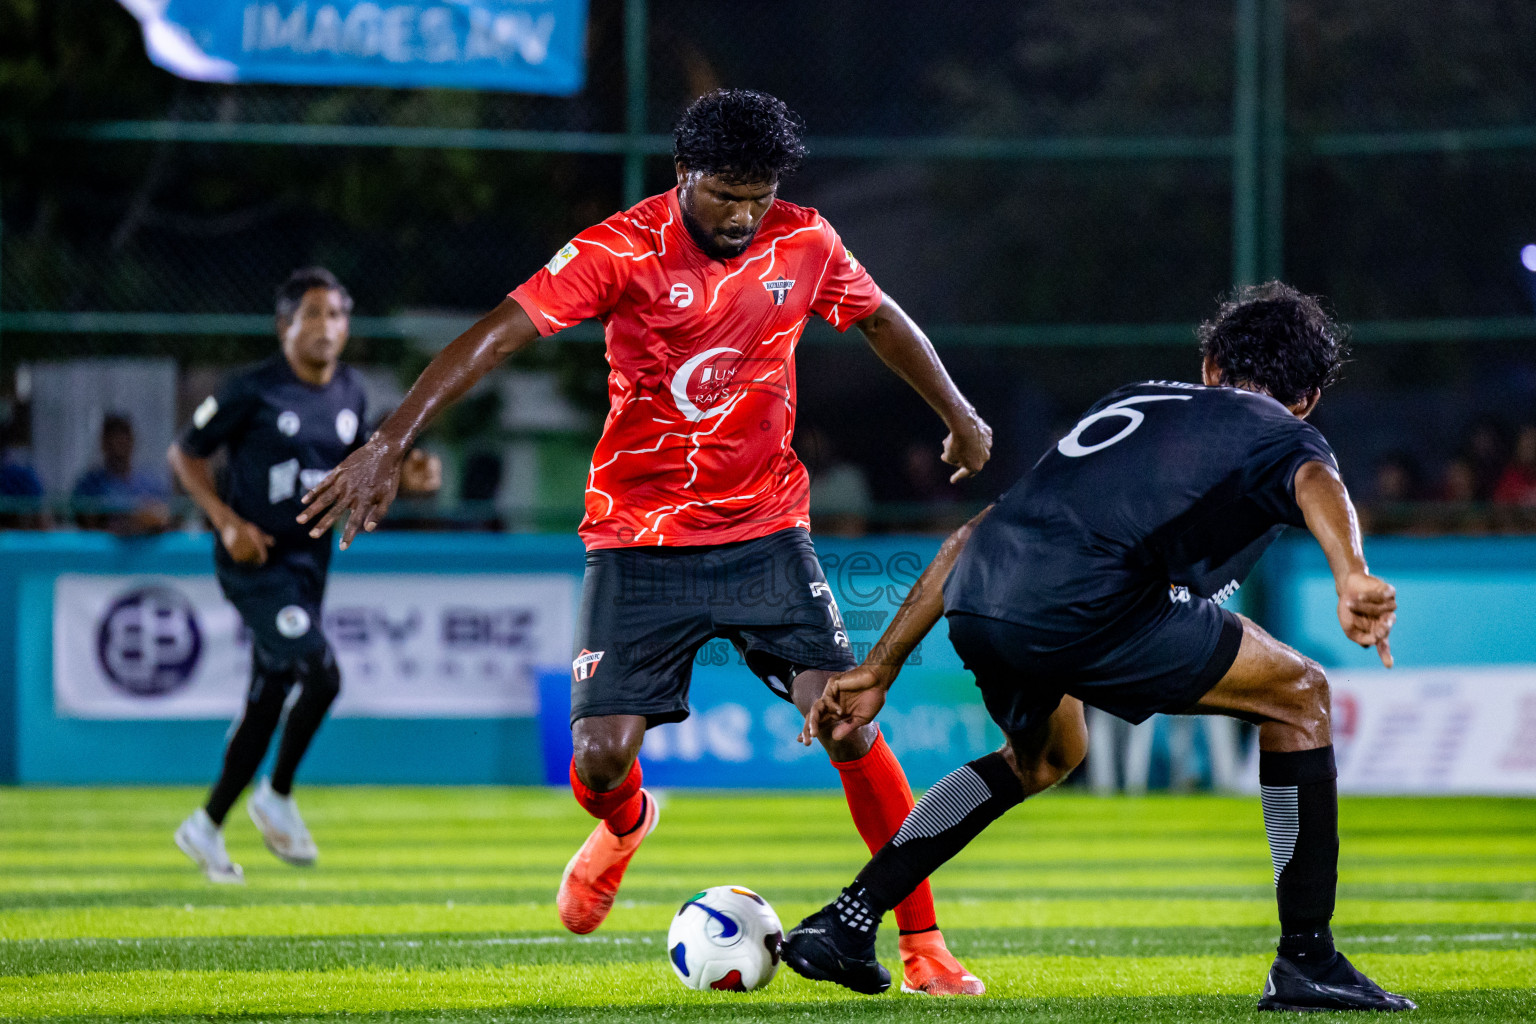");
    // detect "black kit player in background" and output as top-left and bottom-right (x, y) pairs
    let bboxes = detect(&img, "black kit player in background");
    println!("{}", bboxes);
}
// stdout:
(169, 268), (440, 884)
(783, 282), (1416, 1013)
